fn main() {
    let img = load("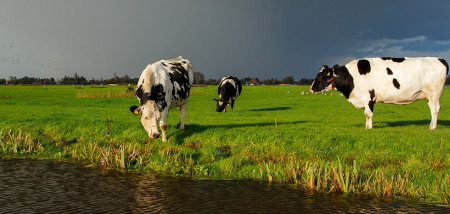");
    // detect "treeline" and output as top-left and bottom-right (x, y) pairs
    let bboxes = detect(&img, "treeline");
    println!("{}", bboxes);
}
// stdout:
(193, 73), (315, 85)
(2, 72), (450, 85)
(1, 73), (139, 85)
